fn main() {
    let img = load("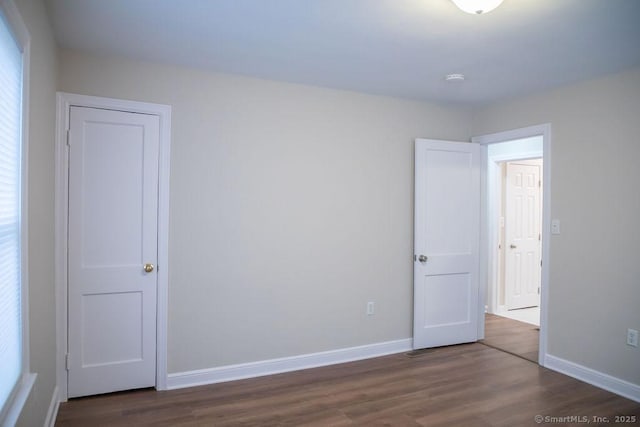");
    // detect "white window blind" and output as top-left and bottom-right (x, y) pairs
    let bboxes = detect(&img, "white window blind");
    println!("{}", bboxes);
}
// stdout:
(0, 9), (23, 417)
